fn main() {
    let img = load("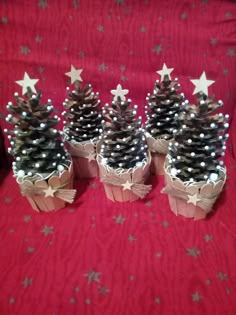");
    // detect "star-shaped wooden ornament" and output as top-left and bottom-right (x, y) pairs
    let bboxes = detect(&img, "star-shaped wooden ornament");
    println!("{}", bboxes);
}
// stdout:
(190, 71), (215, 96)
(187, 193), (201, 206)
(111, 84), (129, 101)
(43, 186), (57, 197)
(65, 65), (83, 84)
(15, 72), (39, 95)
(87, 152), (96, 162)
(121, 180), (133, 190)
(156, 63), (174, 81)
